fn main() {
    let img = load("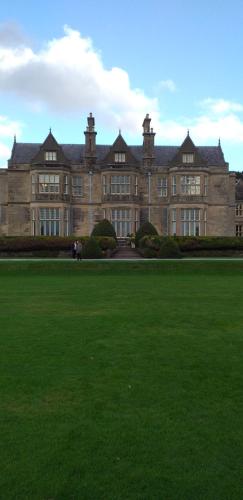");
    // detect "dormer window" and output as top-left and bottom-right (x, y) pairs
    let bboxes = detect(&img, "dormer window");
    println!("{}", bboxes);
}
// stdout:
(114, 152), (126, 163)
(182, 153), (194, 164)
(45, 151), (57, 161)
